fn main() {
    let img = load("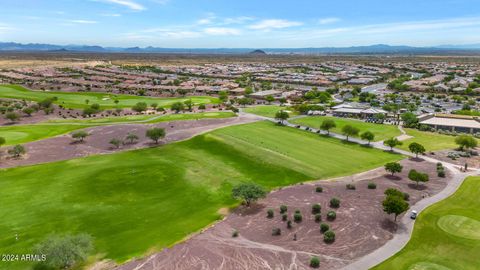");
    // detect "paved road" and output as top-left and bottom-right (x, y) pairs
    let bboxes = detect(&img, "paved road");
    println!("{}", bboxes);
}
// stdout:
(243, 112), (480, 269)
